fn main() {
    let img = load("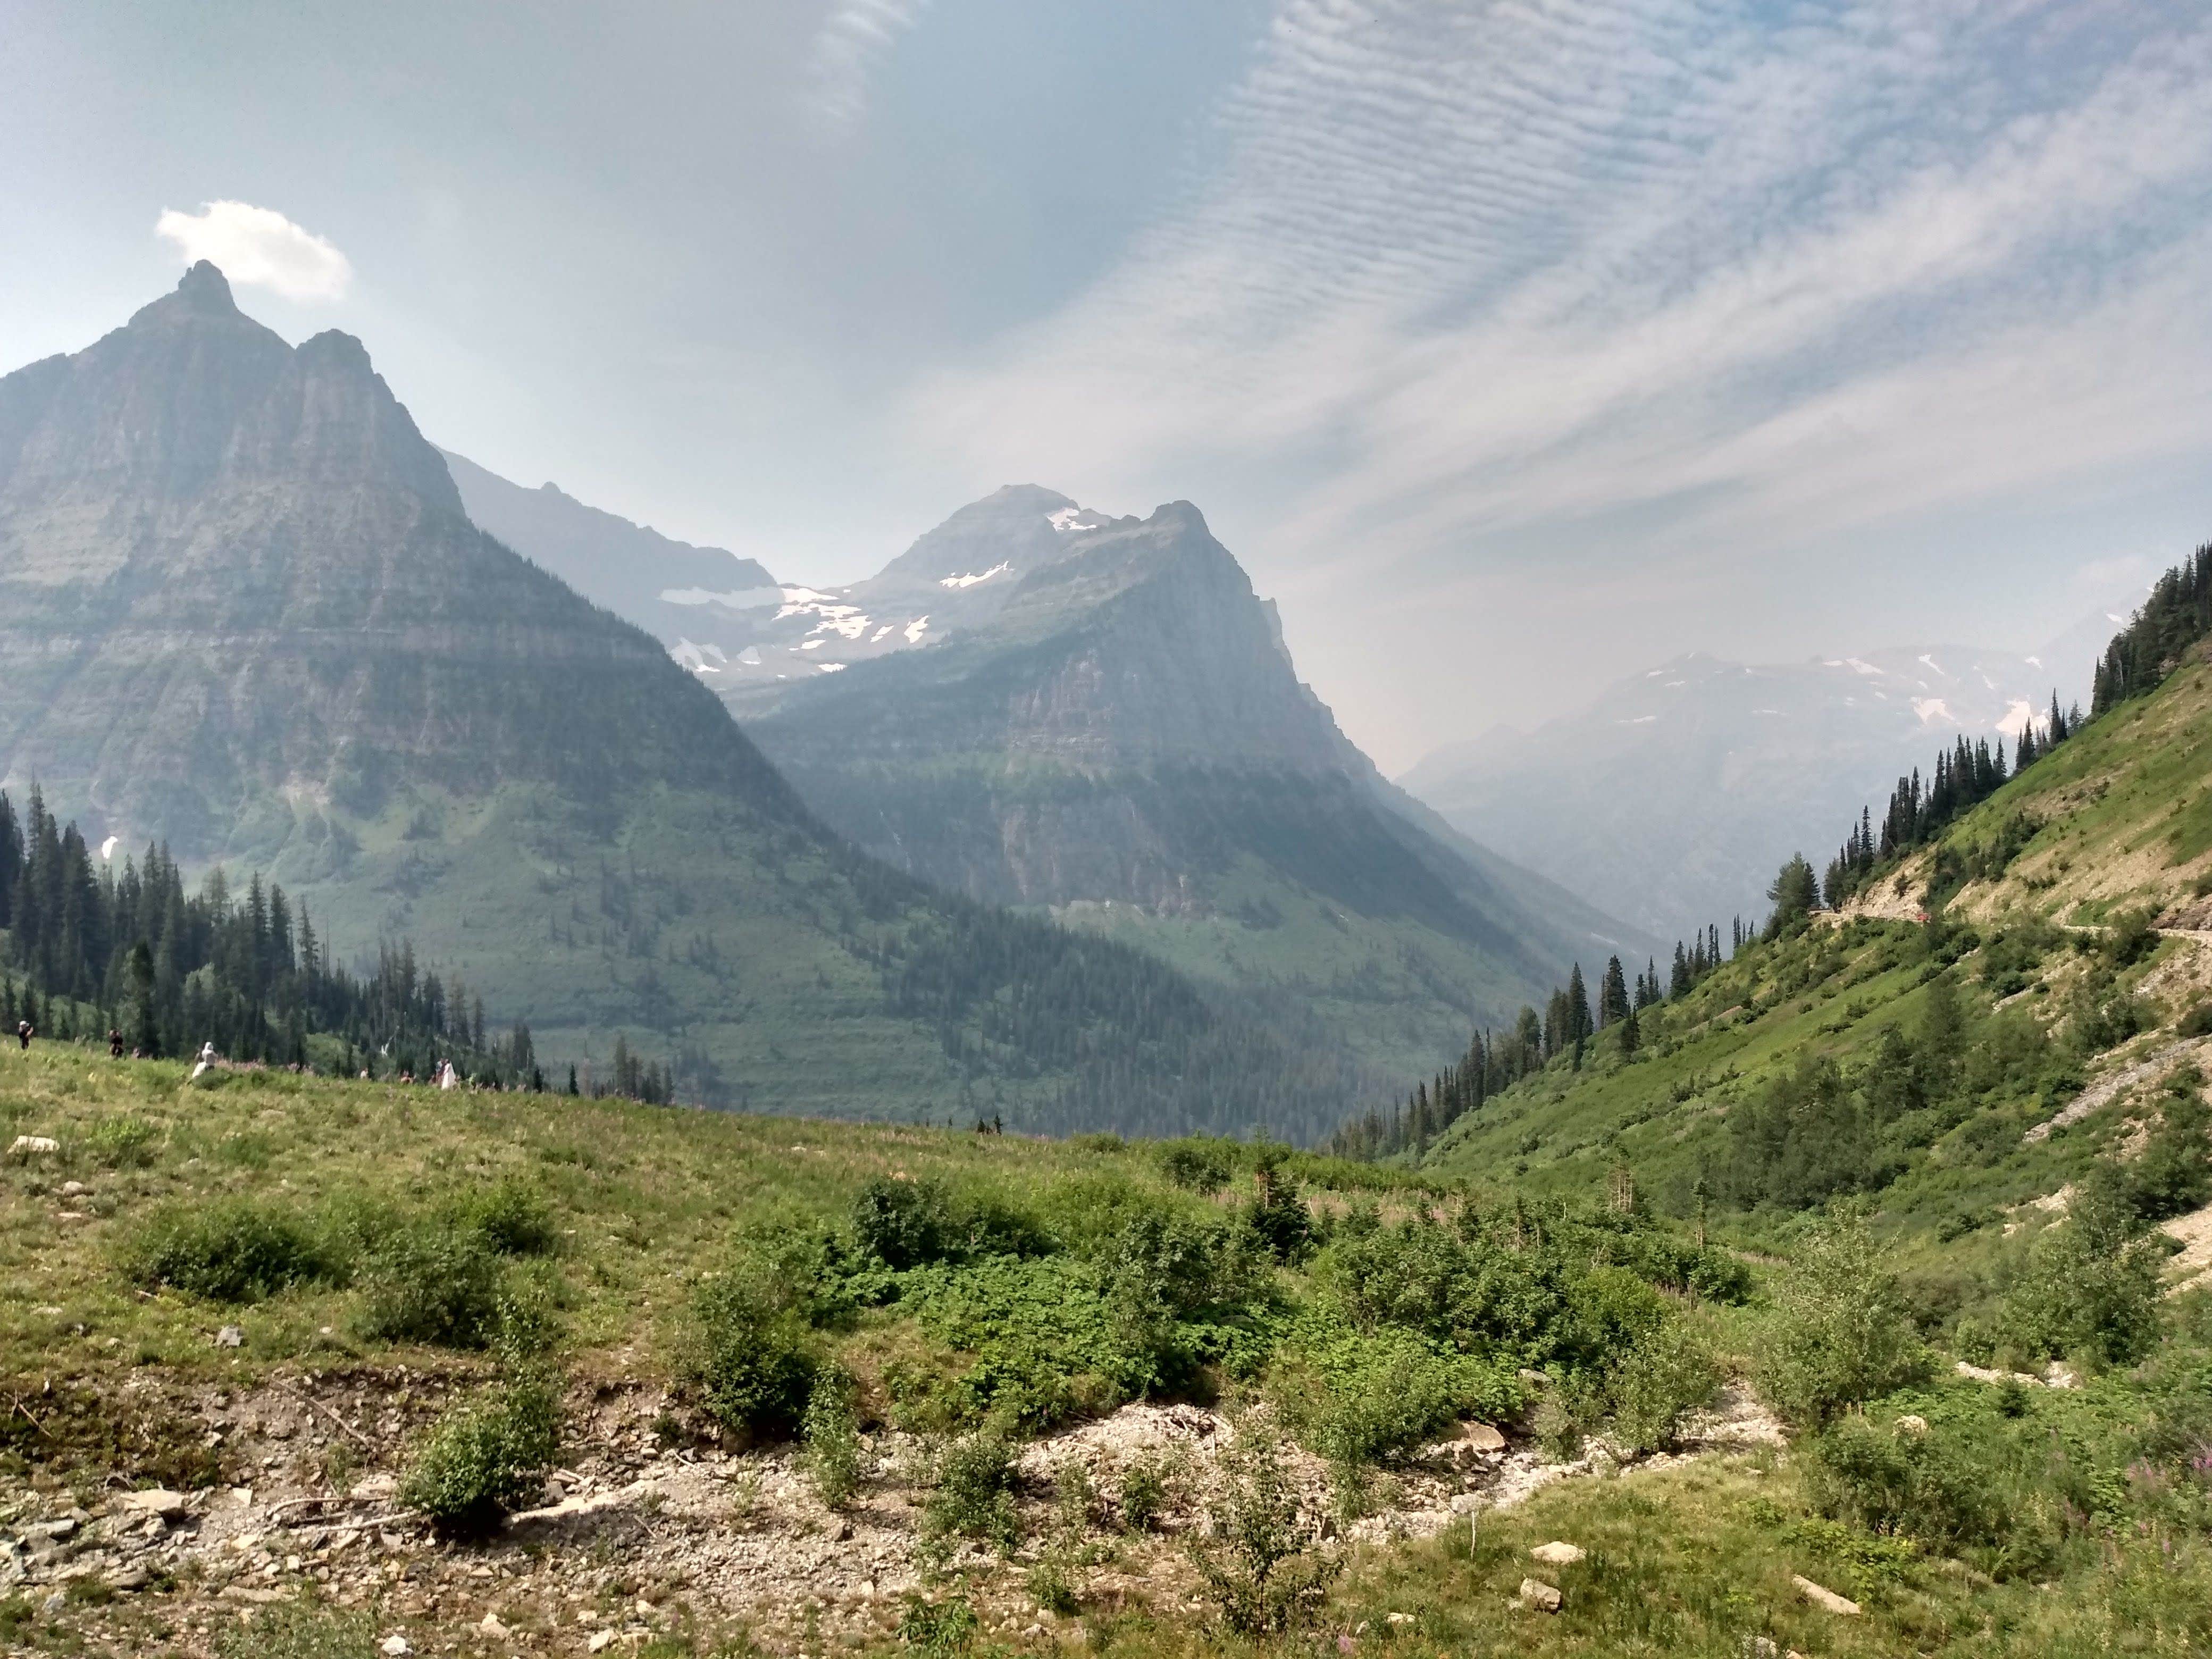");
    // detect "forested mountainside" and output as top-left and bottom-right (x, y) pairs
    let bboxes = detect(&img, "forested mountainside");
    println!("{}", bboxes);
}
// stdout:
(1401, 637), (2106, 940)
(717, 488), (1647, 1080)
(1362, 547), (2212, 1293)
(0, 264), (1375, 1138)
